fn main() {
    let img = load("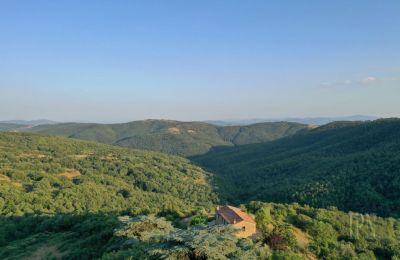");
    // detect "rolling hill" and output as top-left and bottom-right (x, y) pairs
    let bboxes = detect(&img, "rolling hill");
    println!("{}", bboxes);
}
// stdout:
(192, 118), (400, 217)
(23, 120), (310, 156)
